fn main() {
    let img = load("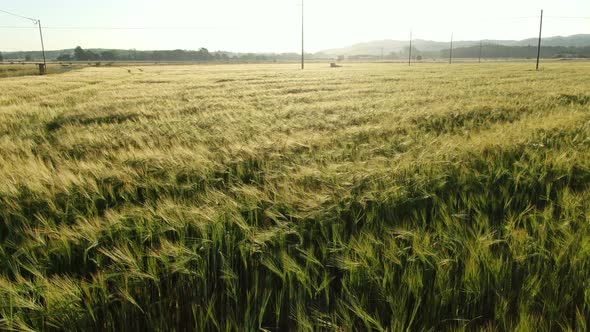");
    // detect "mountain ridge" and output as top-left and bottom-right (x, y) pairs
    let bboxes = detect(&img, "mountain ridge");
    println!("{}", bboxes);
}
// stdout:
(315, 34), (590, 56)
(2, 34), (589, 60)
